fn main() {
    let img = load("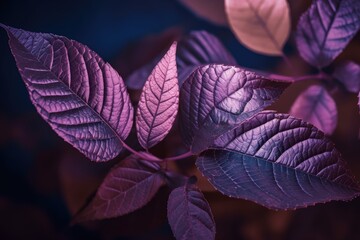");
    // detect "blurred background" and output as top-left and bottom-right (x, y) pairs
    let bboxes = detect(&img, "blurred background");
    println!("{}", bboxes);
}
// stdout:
(0, 0), (360, 239)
